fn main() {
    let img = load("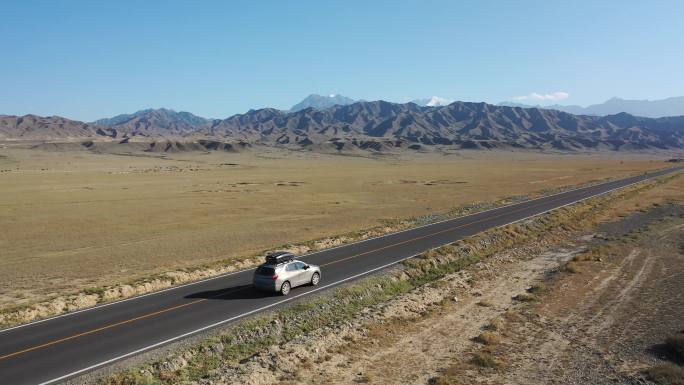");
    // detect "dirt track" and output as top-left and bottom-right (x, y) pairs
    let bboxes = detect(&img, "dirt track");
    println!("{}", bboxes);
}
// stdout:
(498, 207), (684, 385)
